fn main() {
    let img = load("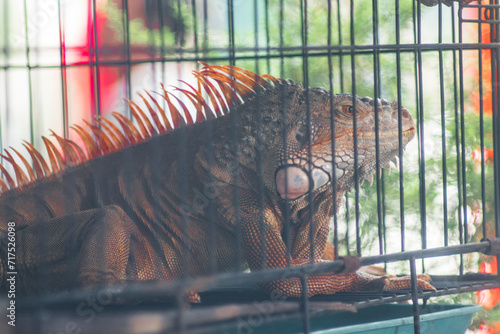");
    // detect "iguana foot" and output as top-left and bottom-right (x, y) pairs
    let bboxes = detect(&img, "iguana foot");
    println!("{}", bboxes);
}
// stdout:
(348, 271), (435, 293)
(383, 274), (436, 291)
